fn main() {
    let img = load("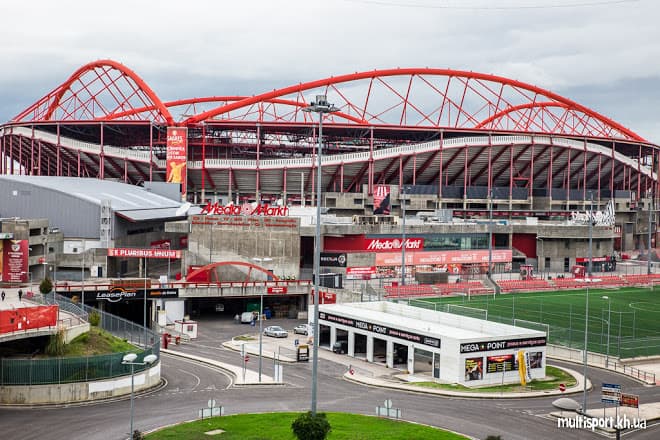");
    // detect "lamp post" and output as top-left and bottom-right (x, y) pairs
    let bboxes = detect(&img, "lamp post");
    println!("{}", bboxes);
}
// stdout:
(121, 353), (158, 439)
(582, 286), (589, 413)
(302, 95), (339, 415)
(588, 196), (594, 278)
(648, 195), (653, 275)
(253, 256), (273, 382)
(488, 189), (494, 283)
(536, 237), (544, 279)
(81, 240), (85, 310)
(143, 257), (148, 345)
(602, 295), (611, 368)
(401, 185), (407, 290)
